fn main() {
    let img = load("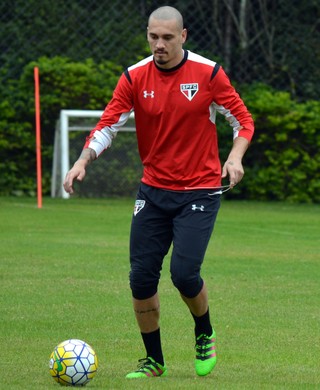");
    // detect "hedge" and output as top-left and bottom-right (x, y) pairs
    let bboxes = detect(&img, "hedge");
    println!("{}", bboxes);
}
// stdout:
(0, 58), (319, 202)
